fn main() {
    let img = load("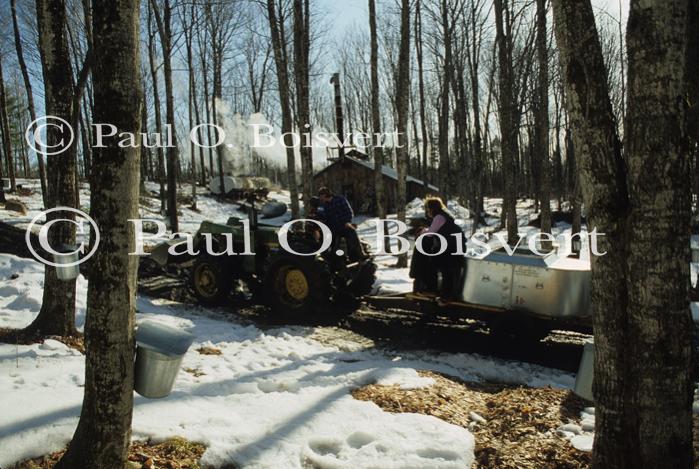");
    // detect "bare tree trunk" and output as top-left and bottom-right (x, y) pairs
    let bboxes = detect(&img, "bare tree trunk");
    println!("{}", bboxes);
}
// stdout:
(494, 0), (519, 244)
(467, 1), (485, 233)
(687, 0), (699, 201)
(0, 106), (4, 203)
(140, 86), (150, 193)
(192, 90), (207, 187)
(211, 39), (225, 196)
(623, 1), (693, 466)
(437, 0), (451, 199)
(566, 129), (582, 237)
(81, 94), (93, 180)
(55, 0), (140, 466)
(182, 3), (197, 209)
(0, 57), (16, 193)
(267, 0), (300, 217)
(553, 84), (563, 210)
(147, 7), (166, 213)
(535, 0), (551, 249)
(11, 0), (48, 204)
(150, 0), (179, 231)
(293, 0), (313, 211)
(553, 0), (693, 466)
(79, 108), (92, 182)
(395, 0), (410, 268)
(369, 0), (385, 218)
(190, 3), (207, 188)
(24, 0), (79, 339)
(197, 23), (214, 181)
(415, 0), (428, 188)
